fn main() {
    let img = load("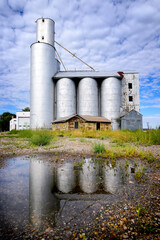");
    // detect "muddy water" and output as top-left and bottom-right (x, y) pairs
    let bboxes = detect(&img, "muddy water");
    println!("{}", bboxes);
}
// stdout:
(0, 155), (143, 238)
